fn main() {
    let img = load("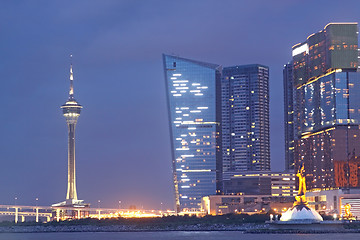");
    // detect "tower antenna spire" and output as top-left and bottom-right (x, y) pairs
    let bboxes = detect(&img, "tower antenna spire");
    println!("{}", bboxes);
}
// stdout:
(69, 54), (74, 99)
